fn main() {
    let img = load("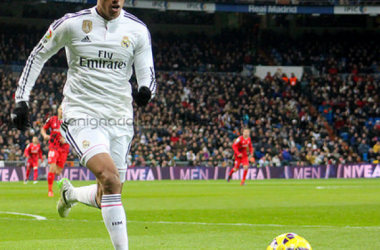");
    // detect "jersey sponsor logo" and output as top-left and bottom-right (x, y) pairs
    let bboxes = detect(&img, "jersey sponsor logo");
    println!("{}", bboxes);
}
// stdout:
(81, 36), (91, 43)
(82, 140), (90, 149)
(82, 20), (92, 34)
(79, 50), (127, 70)
(121, 36), (131, 48)
(79, 57), (127, 70)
